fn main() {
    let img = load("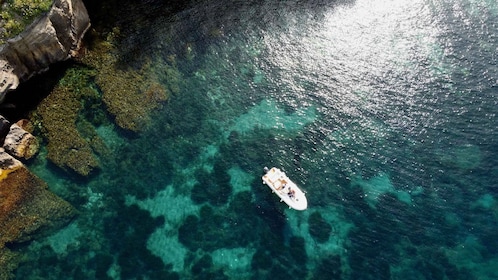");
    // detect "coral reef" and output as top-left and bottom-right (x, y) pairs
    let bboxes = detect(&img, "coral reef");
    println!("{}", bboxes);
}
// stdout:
(0, 150), (76, 279)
